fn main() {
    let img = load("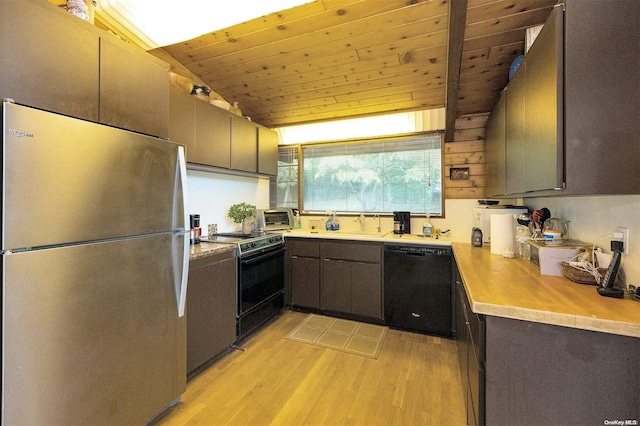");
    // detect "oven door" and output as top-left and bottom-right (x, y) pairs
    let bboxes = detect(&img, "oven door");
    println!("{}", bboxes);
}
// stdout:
(237, 245), (285, 341)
